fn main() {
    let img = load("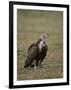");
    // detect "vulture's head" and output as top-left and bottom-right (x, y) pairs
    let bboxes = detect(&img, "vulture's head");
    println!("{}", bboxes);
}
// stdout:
(40, 33), (48, 42)
(36, 33), (48, 47)
(37, 33), (48, 45)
